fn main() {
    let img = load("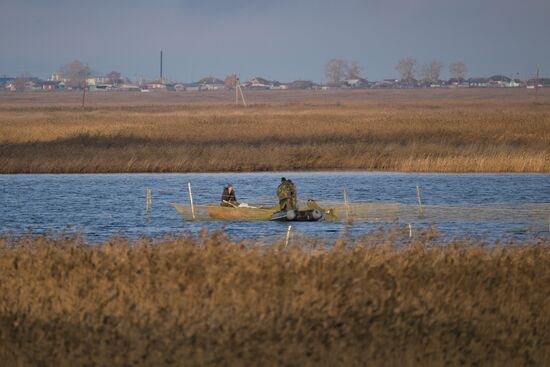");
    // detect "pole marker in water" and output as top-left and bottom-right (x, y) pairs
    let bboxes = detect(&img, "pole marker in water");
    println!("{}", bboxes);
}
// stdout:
(416, 183), (424, 218)
(145, 187), (152, 224)
(188, 182), (196, 220)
